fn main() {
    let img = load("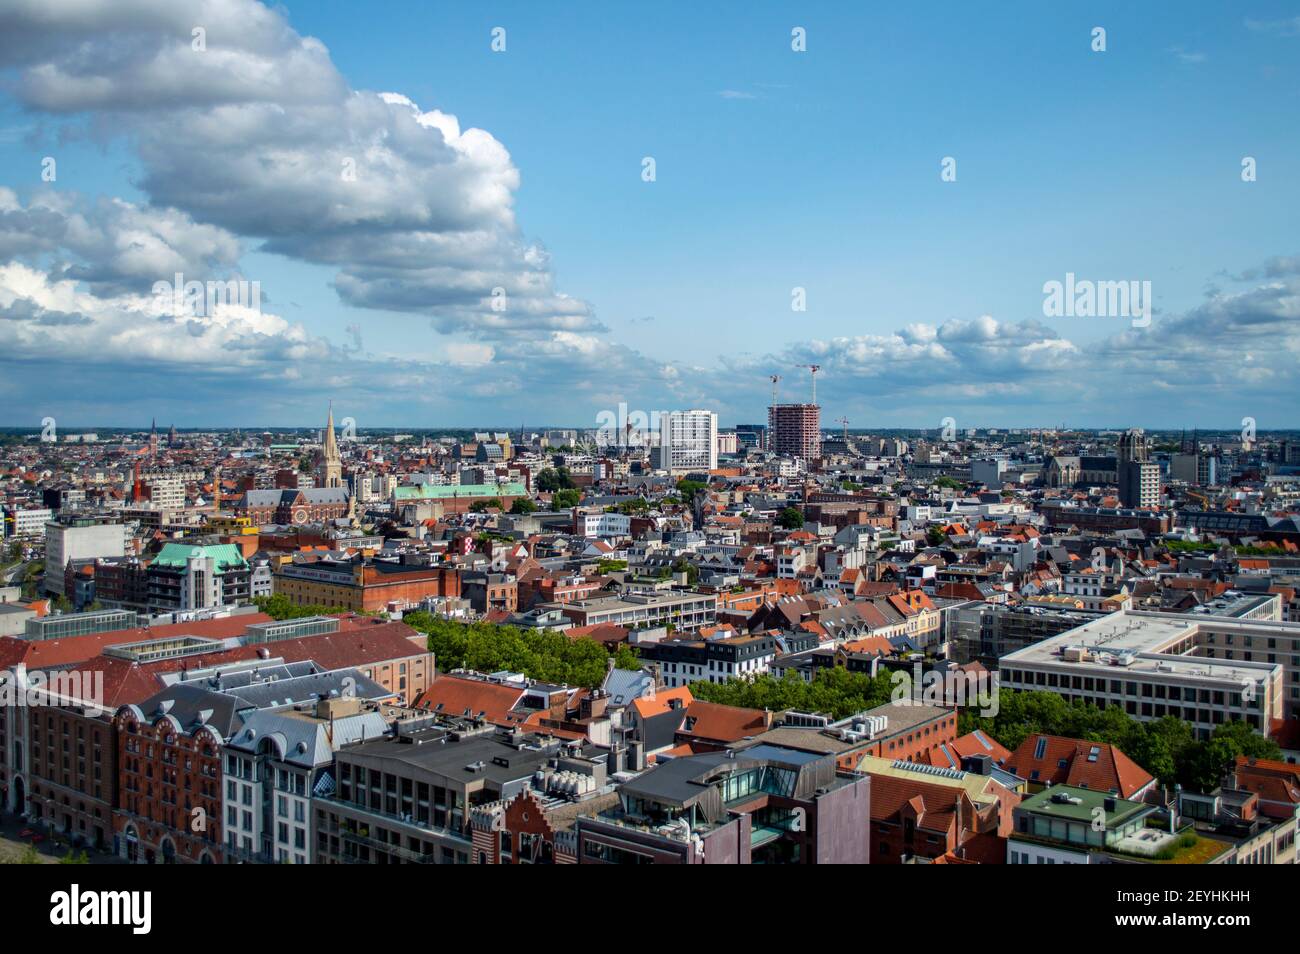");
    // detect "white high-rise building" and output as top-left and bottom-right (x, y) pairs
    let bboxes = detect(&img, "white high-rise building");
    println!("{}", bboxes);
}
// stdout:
(658, 409), (718, 473)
